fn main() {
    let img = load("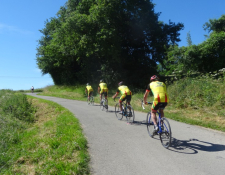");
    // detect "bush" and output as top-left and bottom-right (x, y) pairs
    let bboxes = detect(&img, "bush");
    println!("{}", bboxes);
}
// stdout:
(0, 90), (36, 122)
(167, 75), (225, 111)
